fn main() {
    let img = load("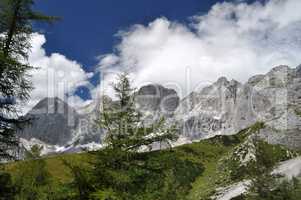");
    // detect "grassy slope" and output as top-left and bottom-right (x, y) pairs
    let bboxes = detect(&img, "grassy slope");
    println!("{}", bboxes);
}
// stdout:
(186, 127), (253, 200)
(4, 122), (298, 200)
(5, 152), (95, 183)
(4, 135), (241, 200)
(184, 141), (232, 200)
